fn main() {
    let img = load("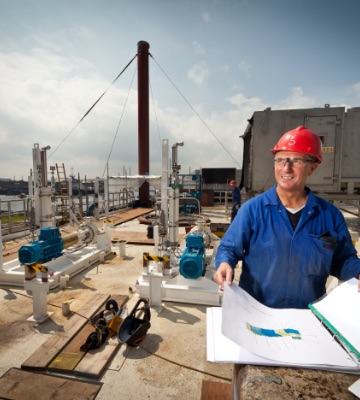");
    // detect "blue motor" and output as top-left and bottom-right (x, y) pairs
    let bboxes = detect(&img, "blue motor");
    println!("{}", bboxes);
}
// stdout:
(179, 233), (206, 279)
(18, 227), (64, 265)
